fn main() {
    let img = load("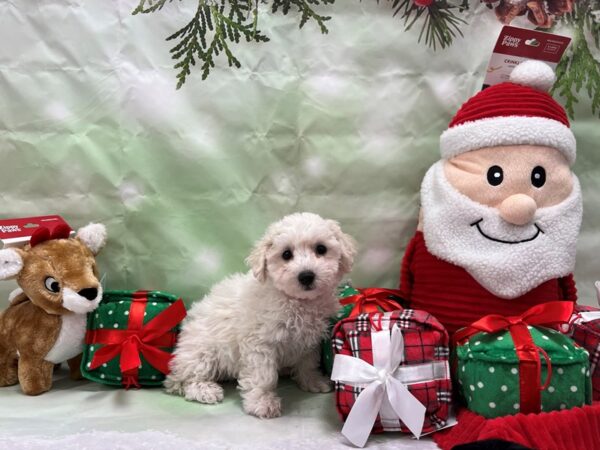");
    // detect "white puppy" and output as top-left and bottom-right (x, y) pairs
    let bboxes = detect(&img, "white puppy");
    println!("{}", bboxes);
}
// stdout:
(165, 212), (356, 418)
